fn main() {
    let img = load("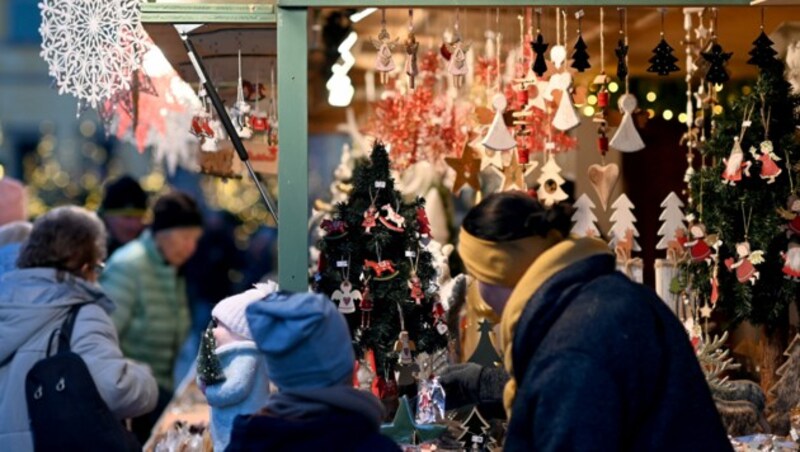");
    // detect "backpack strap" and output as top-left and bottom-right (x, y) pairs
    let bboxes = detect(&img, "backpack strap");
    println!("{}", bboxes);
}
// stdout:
(45, 304), (86, 356)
